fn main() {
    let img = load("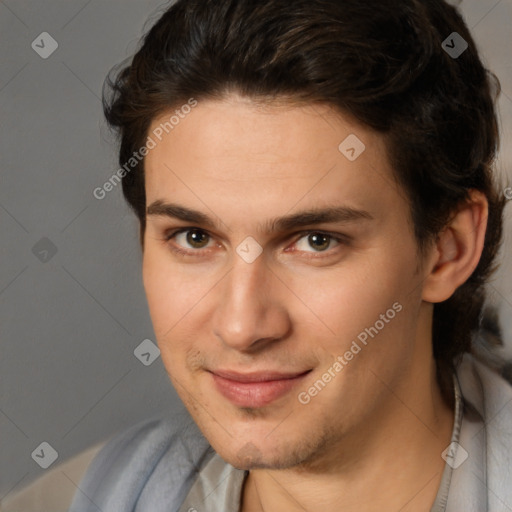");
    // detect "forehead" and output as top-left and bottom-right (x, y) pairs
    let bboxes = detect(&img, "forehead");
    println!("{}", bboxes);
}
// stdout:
(143, 96), (405, 231)
(146, 96), (385, 170)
